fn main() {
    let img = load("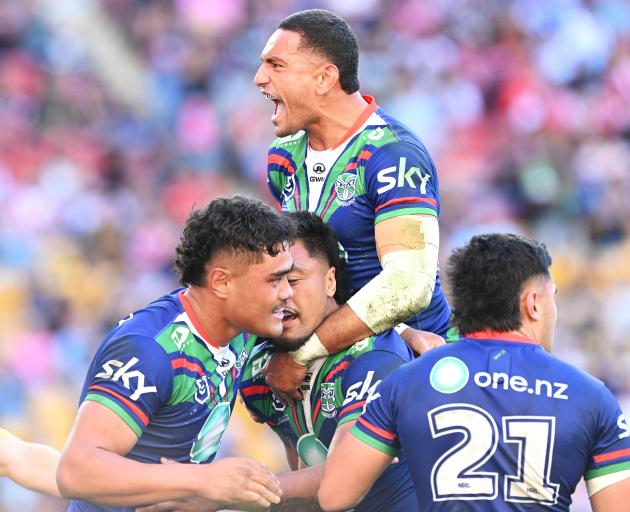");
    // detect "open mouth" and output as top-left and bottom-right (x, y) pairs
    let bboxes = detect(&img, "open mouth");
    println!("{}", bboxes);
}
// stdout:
(261, 90), (284, 121)
(282, 308), (298, 322)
